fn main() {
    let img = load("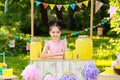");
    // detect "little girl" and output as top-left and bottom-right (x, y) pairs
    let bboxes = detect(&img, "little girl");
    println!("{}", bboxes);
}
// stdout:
(42, 20), (67, 59)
